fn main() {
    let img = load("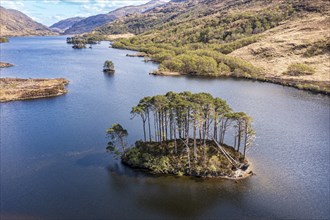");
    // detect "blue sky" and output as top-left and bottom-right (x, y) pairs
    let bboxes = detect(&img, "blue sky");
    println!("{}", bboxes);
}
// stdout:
(1, 0), (155, 26)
